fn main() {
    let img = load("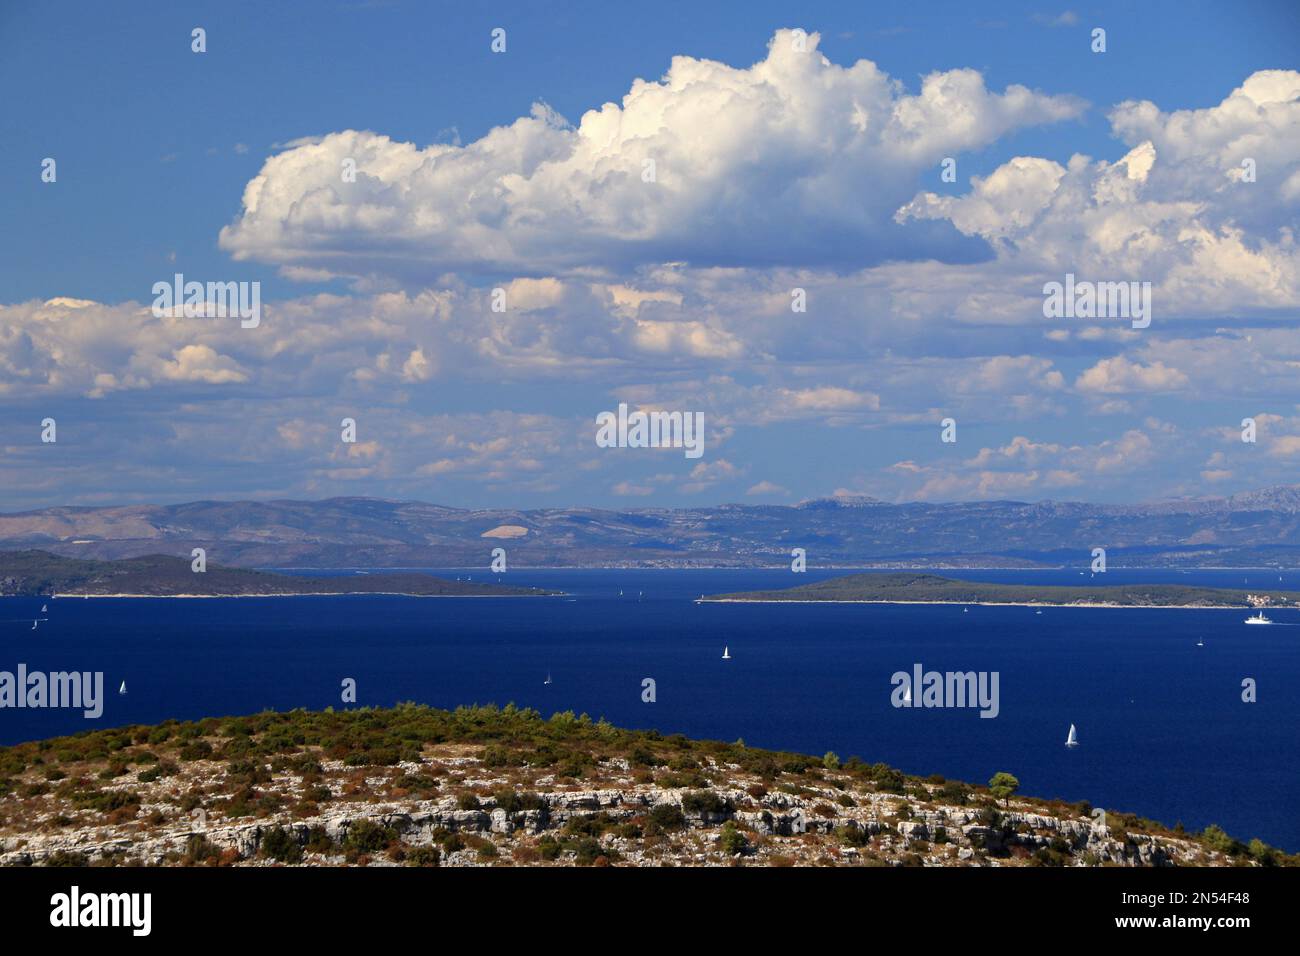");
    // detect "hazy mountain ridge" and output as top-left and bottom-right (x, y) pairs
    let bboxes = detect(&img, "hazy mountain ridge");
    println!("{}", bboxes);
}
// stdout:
(3, 487), (1300, 569)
